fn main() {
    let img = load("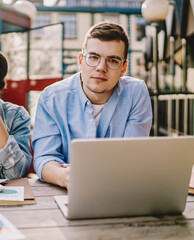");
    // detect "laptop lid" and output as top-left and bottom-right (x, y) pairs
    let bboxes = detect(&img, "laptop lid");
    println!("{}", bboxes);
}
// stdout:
(56, 136), (194, 220)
